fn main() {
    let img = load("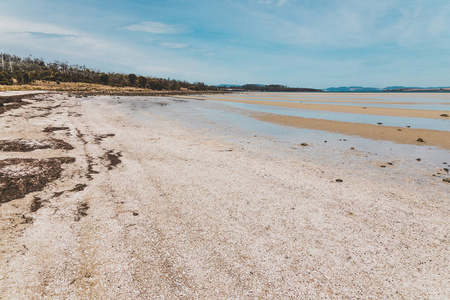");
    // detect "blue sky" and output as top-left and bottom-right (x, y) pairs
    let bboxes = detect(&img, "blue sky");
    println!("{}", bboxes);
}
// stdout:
(1, 0), (449, 88)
